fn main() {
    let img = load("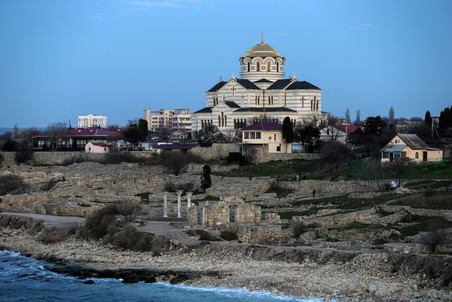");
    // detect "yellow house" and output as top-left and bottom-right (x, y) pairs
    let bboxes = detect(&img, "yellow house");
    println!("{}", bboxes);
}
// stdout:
(241, 122), (292, 153)
(380, 134), (443, 163)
